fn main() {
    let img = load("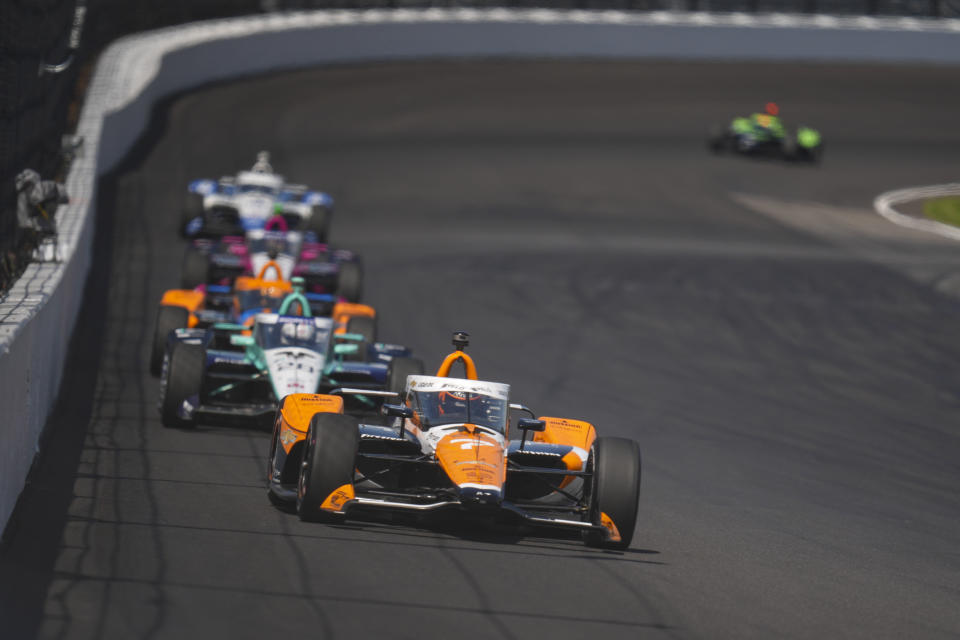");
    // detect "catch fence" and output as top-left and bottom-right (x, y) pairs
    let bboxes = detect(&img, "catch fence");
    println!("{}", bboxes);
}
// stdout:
(1, 0), (956, 294)
(0, 0), (259, 293)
